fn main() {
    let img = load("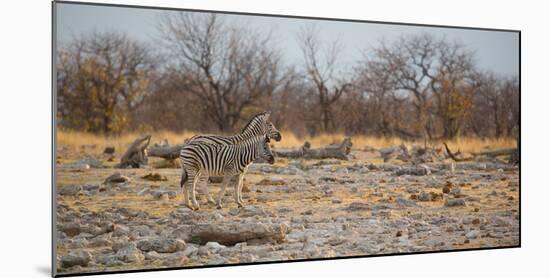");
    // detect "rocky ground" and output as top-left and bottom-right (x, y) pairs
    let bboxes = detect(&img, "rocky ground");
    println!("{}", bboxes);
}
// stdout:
(55, 149), (519, 275)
